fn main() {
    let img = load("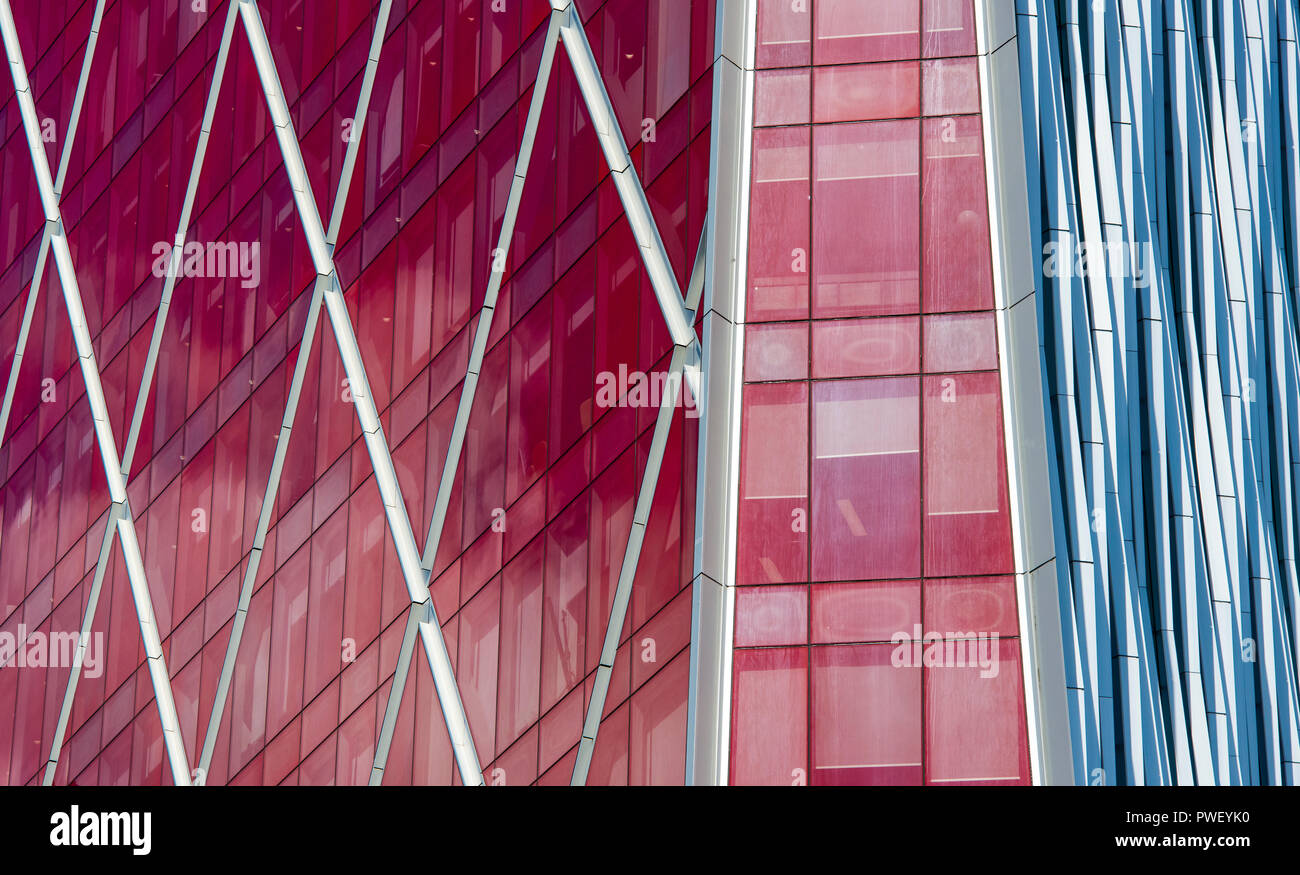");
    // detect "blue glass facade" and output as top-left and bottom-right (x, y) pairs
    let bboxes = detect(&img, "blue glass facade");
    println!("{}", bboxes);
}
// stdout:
(1020, 0), (1300, 784)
